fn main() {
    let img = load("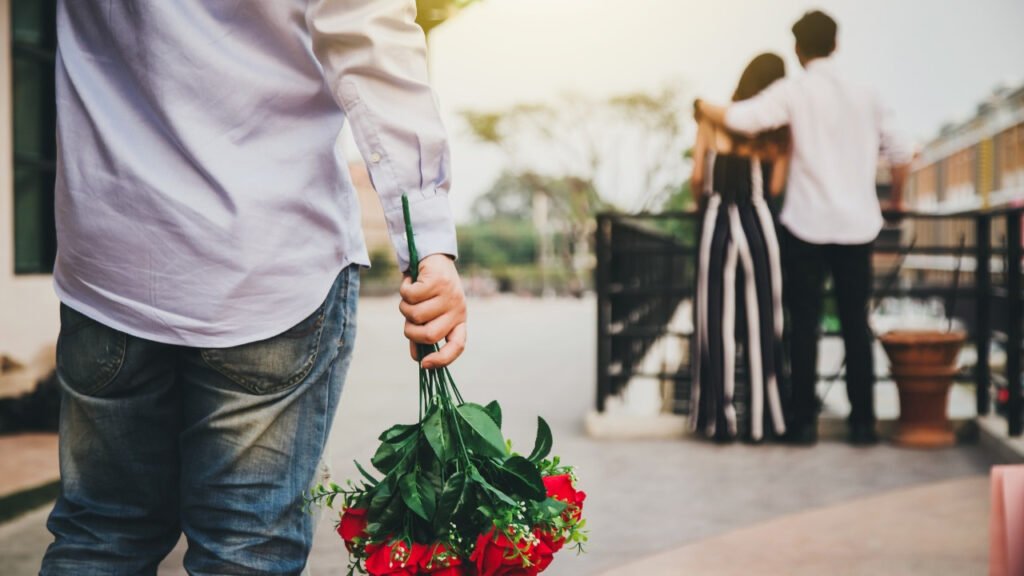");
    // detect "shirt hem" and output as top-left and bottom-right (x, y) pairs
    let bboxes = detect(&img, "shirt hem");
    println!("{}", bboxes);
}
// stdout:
(53, 257), (366, 348)
(779, 221), (882, 245)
